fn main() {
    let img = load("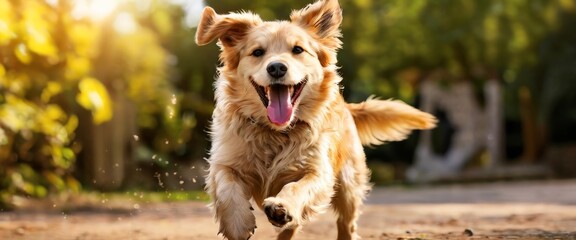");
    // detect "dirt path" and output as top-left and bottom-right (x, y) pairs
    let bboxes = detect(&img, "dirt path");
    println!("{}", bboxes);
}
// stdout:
(1, 180), (576, 239)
